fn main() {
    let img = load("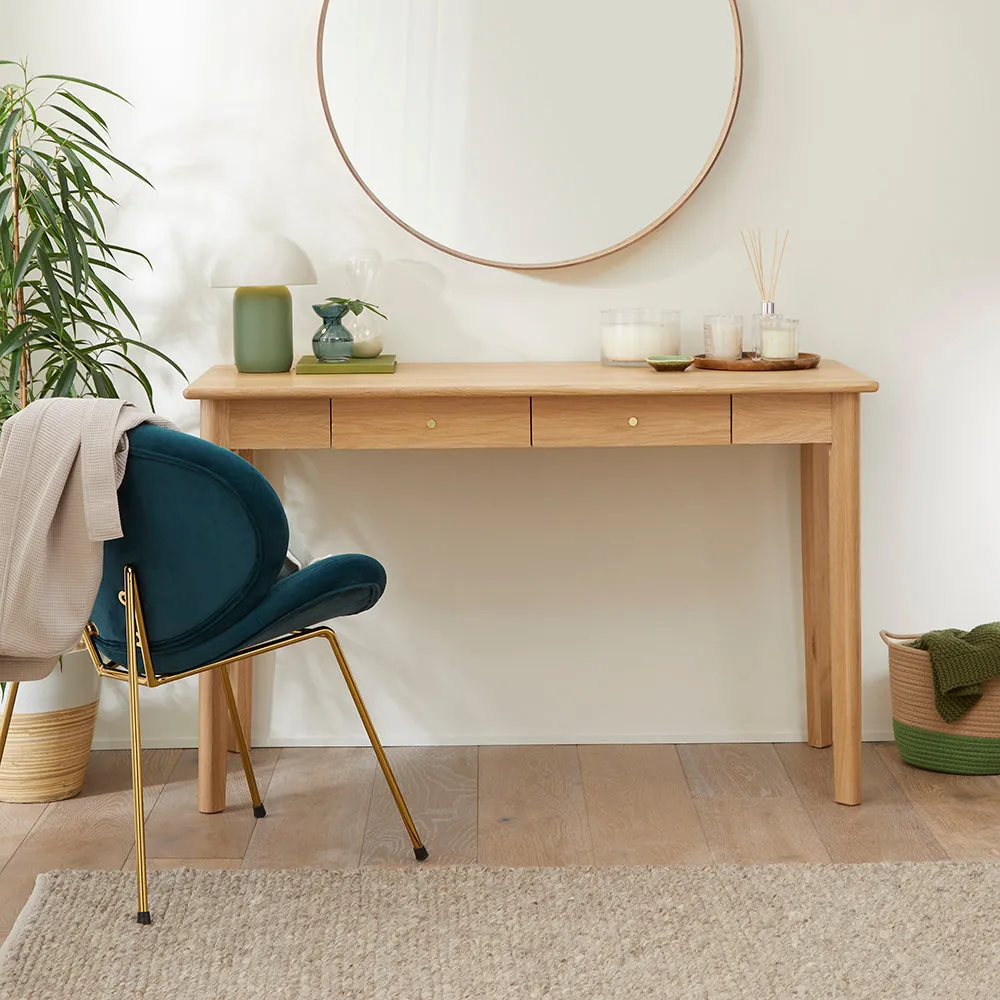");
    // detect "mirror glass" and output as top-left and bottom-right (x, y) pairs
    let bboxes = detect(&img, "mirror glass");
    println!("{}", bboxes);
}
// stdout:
(318, 1), (741, 269)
